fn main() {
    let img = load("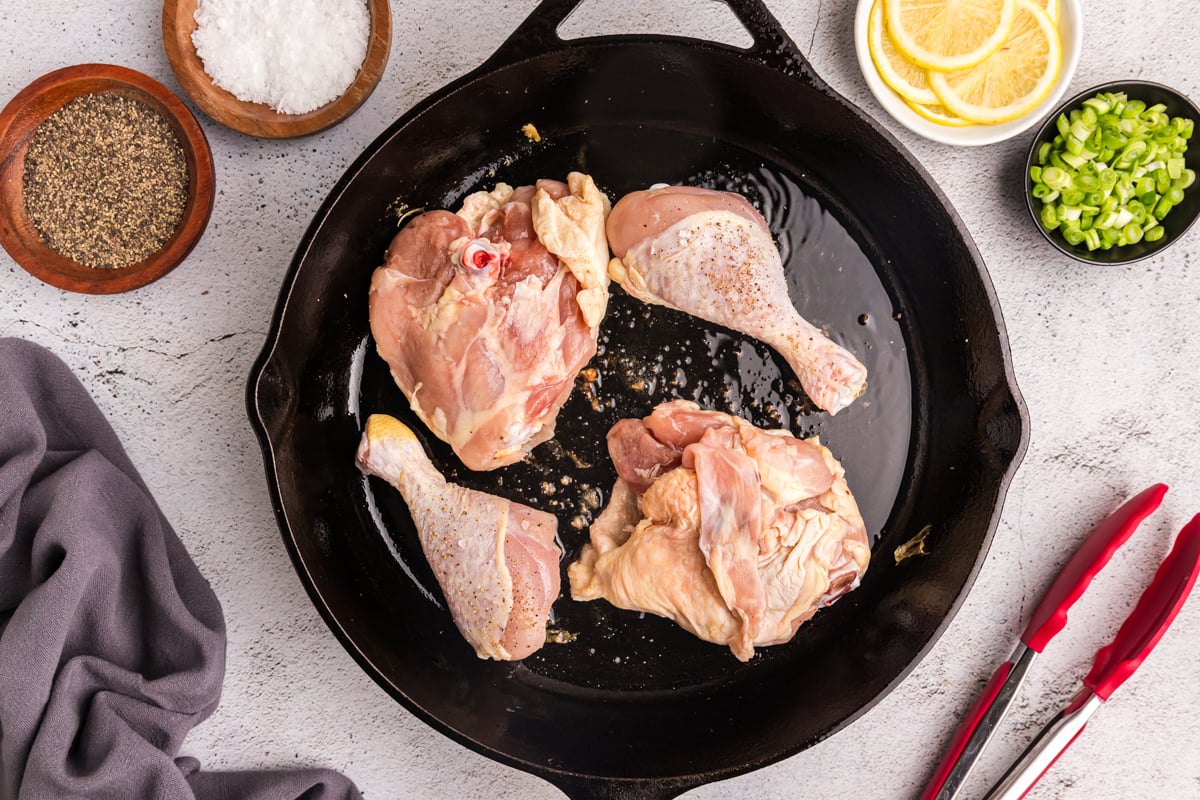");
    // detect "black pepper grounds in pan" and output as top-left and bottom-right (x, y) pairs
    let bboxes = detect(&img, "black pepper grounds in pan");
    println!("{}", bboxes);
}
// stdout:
(21, 93), (189, 270)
